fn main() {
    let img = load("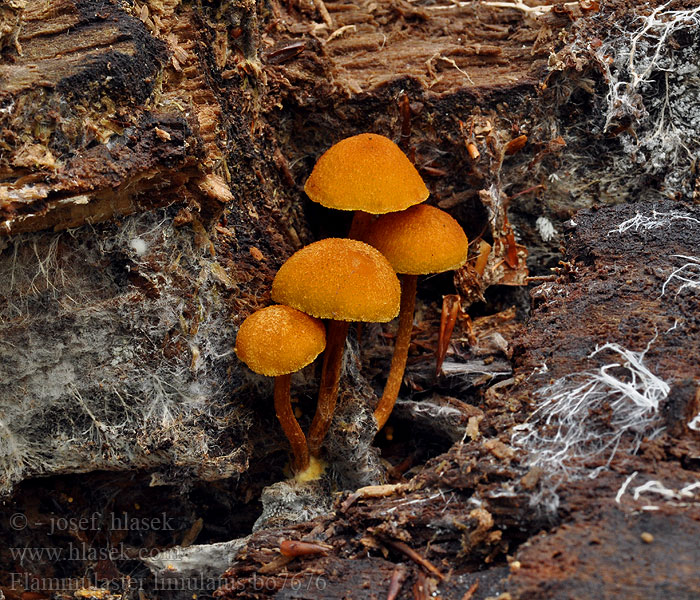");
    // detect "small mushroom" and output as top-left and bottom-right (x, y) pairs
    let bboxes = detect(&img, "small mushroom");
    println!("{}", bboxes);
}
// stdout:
(272, 237), (400, 457)
(304, 133), (429, 237)
(235, 305), (326, 474)
(363, 204), (469, 430)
